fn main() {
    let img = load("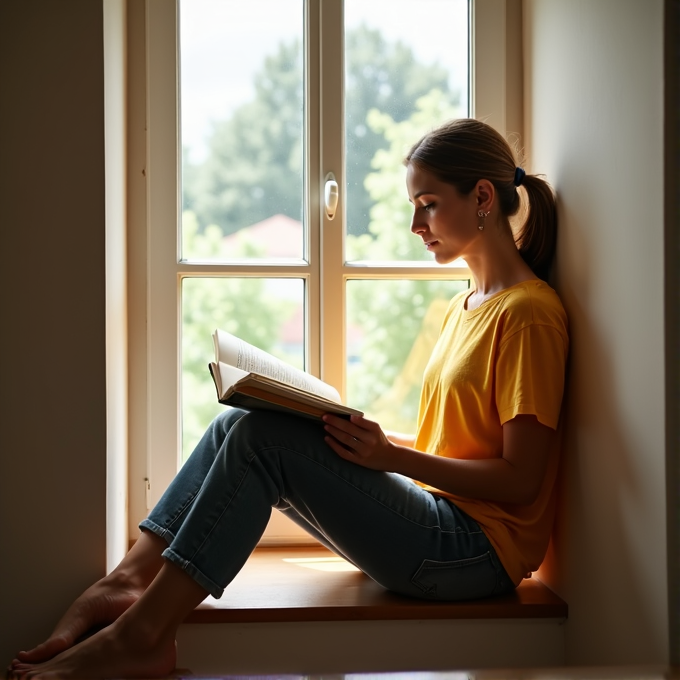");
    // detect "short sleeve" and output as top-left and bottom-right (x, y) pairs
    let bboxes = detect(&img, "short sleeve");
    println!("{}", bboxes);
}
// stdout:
(495, 323), (568, 429)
